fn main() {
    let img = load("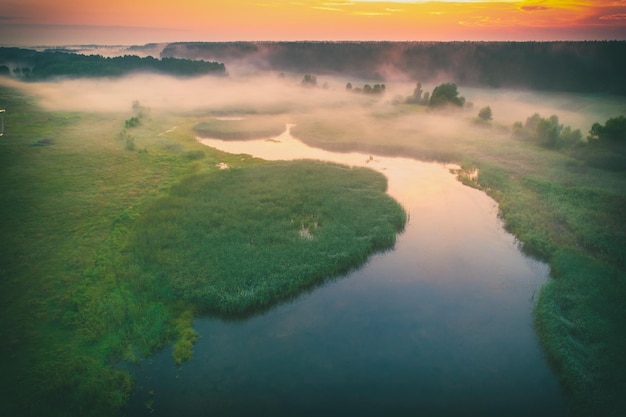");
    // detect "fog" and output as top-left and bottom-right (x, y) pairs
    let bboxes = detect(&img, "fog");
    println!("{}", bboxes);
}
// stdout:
(3, 68), (626, 138)
(3, 49), (625, 417)
(2, 73), (367, 113)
